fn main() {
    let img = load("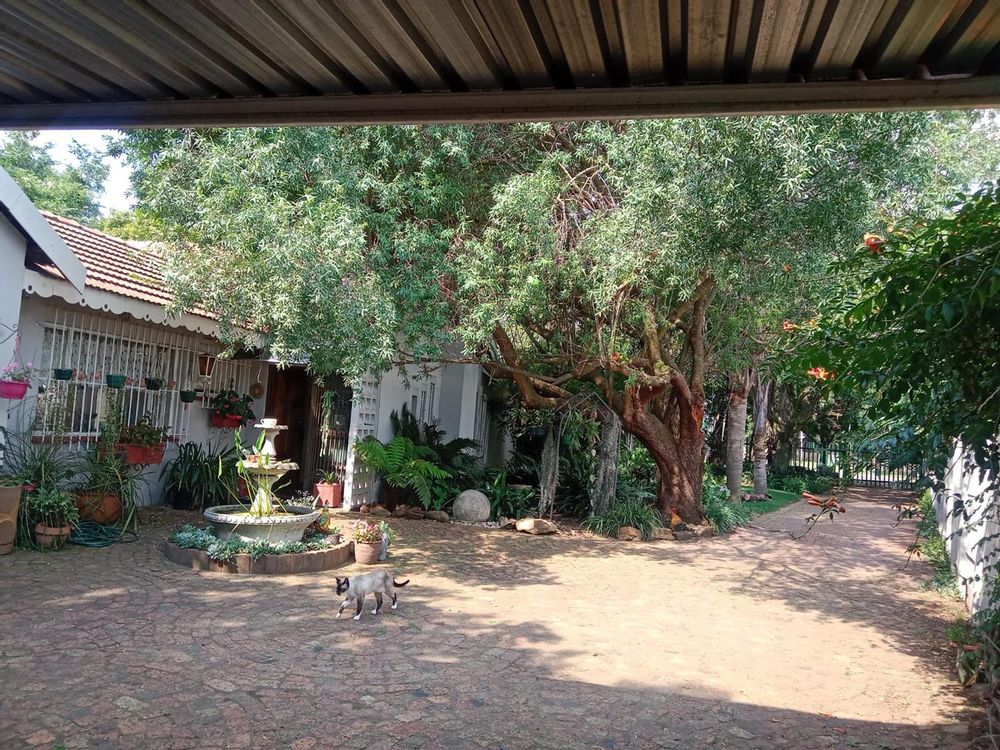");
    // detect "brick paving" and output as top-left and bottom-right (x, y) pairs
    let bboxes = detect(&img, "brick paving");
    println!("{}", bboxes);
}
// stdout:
(0, 488), (975, 749)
